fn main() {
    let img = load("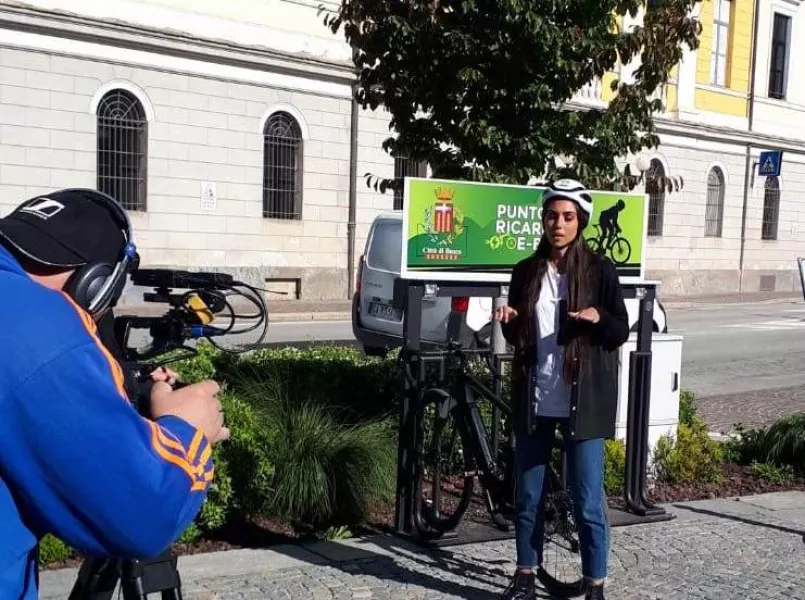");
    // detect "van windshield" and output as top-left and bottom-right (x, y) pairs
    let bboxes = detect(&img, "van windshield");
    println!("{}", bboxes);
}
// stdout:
(366, 220), (402, 273)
